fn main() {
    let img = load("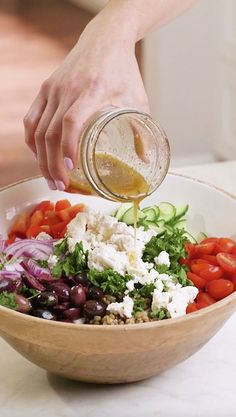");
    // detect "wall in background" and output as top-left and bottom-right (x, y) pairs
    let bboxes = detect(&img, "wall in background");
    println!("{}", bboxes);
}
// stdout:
(144, 0), (221, 164)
